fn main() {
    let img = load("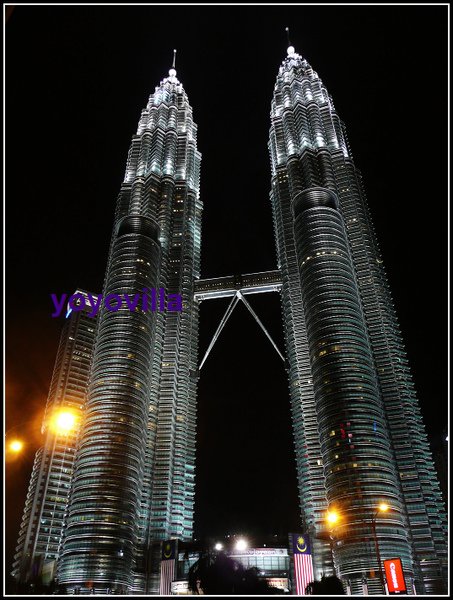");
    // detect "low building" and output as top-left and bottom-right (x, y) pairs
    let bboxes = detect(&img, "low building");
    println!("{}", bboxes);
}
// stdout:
(172, 539), (290, 594)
